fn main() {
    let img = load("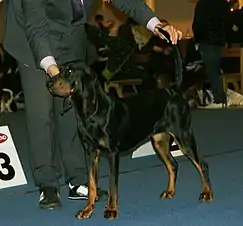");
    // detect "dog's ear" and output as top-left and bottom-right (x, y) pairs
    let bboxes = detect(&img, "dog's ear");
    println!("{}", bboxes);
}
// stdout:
(61, 96), (73, 116)
(81, 70), (97, 118)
